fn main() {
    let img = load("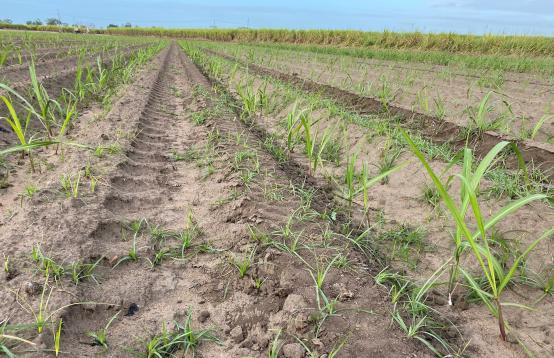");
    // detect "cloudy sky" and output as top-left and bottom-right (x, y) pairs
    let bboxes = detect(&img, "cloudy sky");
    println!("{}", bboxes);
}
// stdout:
(3, 0), (554, 35)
